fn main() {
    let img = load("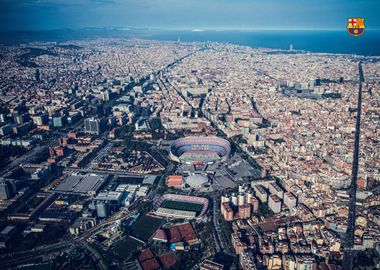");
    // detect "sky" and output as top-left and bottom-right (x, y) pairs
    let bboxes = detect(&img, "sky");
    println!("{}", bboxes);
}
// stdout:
(0, 0), (379, 31)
